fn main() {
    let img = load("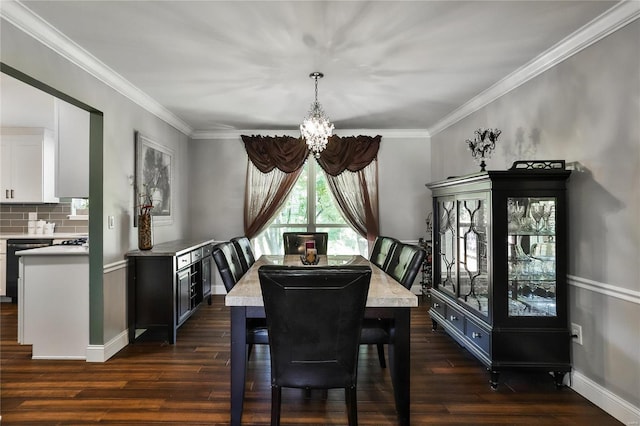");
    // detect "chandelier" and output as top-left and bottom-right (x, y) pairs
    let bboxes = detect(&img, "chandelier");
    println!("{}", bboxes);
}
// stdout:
(300, 72), (334, 158)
